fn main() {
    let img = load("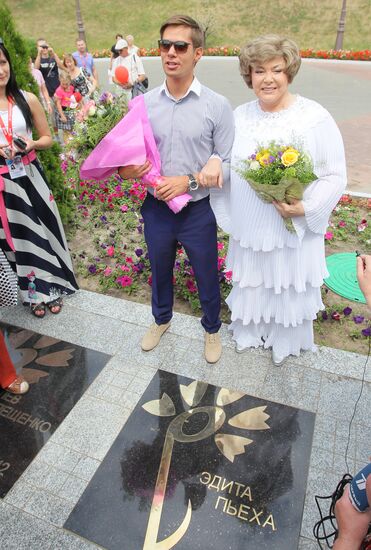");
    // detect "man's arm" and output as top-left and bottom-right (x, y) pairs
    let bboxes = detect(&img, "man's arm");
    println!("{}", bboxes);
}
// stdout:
(156, 96), (235, 201)
(333, 479), (371, 550)
(199, 97), (234, 189)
